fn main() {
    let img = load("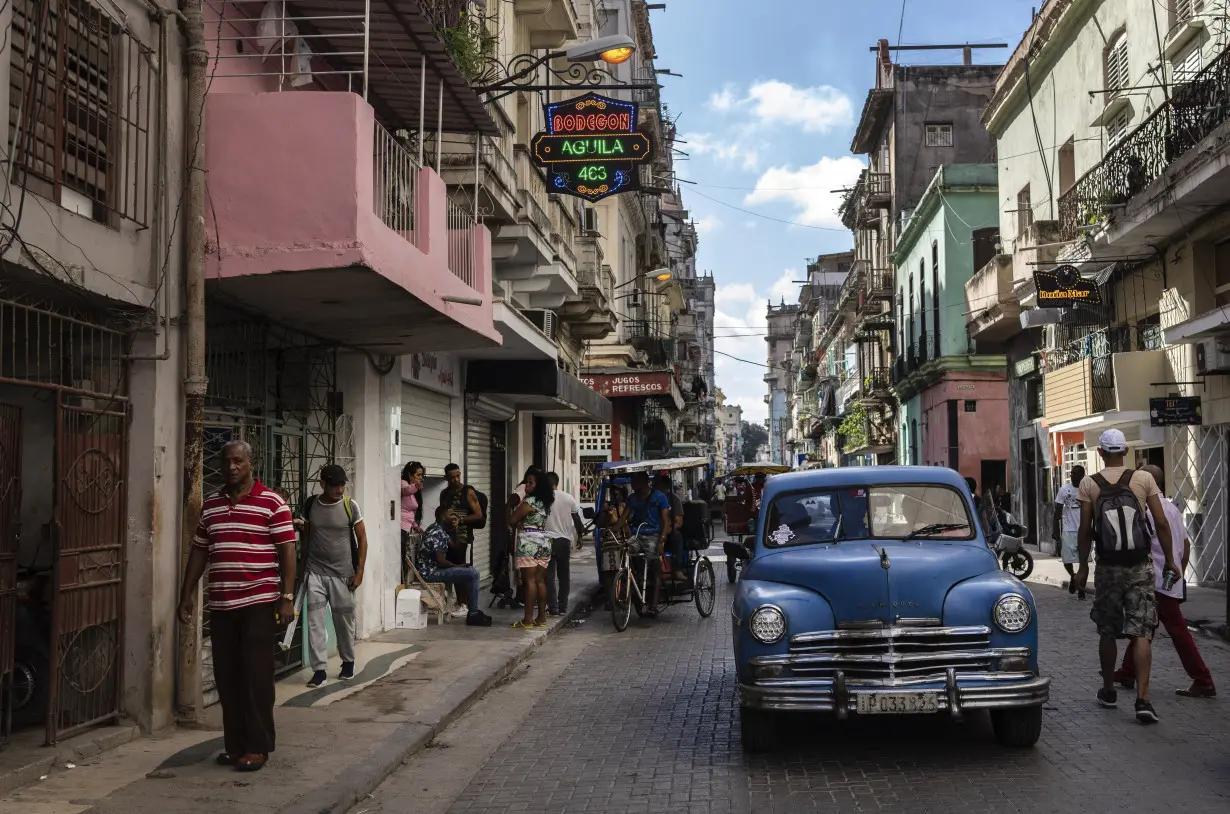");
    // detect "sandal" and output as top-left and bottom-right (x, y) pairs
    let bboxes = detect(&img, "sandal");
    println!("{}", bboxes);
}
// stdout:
(216, 752), (237, 766)
(534, 620), (548, 628)
(235, 753), (268, 772)
(511, 620), (533, 629)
